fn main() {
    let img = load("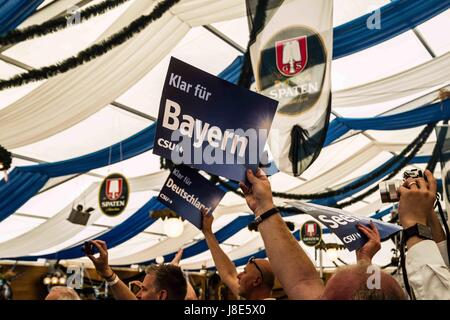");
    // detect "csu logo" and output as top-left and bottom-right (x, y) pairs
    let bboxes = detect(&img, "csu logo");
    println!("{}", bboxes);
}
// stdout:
(258, 26), (327, 115)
